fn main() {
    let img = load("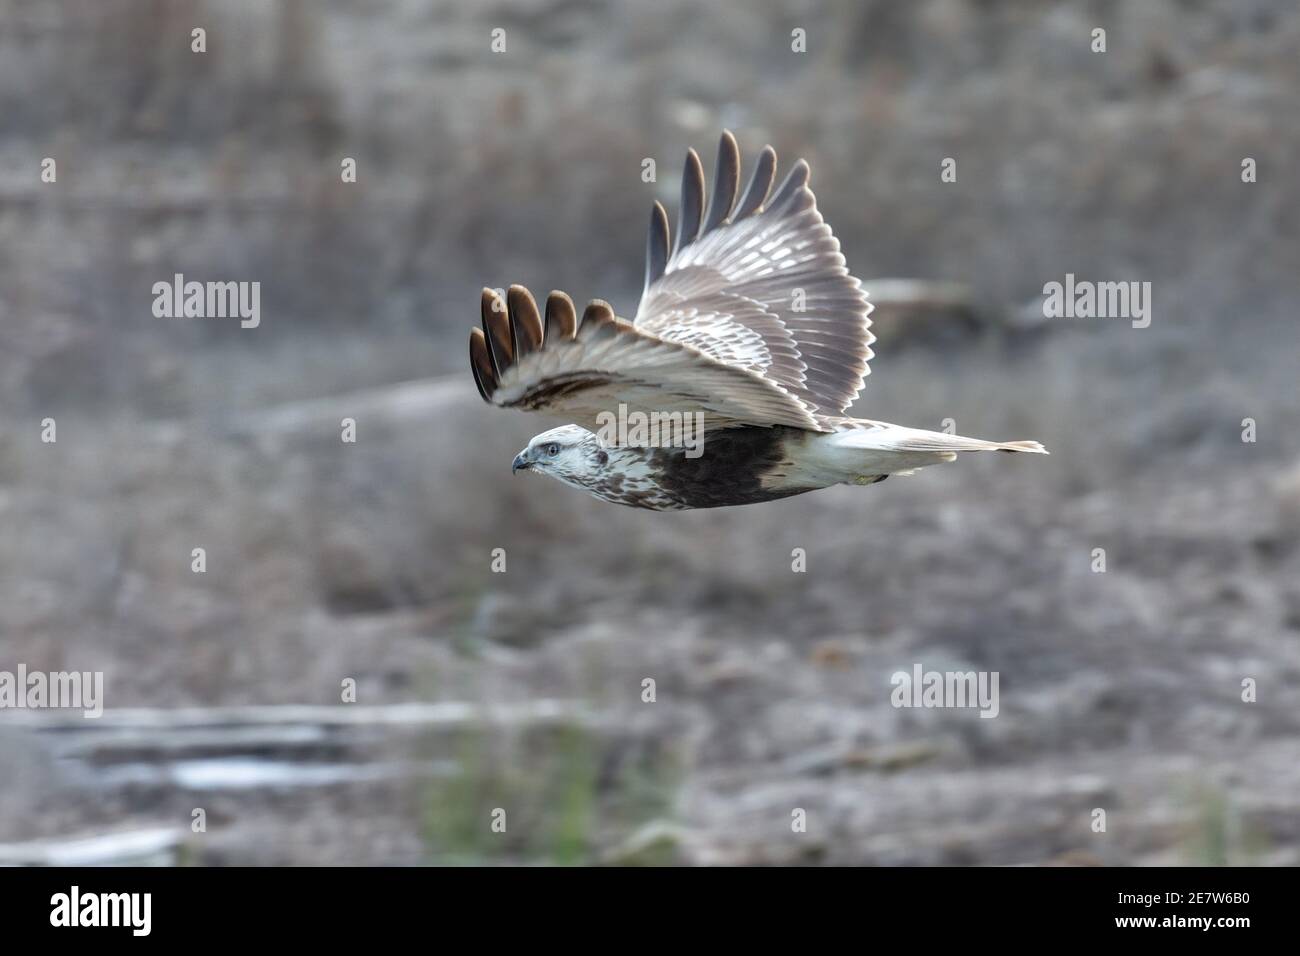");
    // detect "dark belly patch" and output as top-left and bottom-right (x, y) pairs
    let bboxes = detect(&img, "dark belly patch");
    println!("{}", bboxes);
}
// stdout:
(650, 426), (813, 509)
